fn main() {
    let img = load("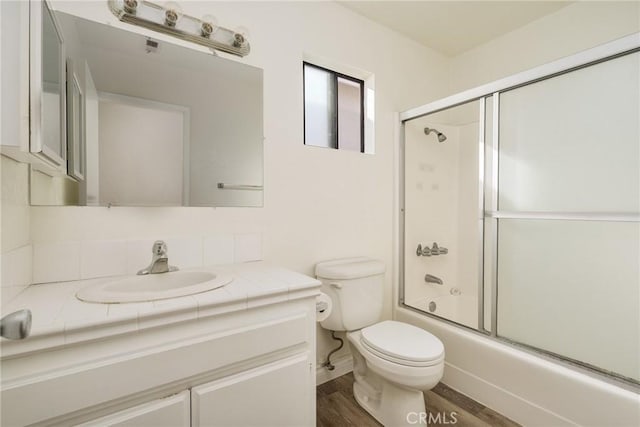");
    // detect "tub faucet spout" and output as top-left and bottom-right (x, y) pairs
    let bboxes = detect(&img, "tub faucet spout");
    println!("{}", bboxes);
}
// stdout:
(424, 274), (443, 285)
